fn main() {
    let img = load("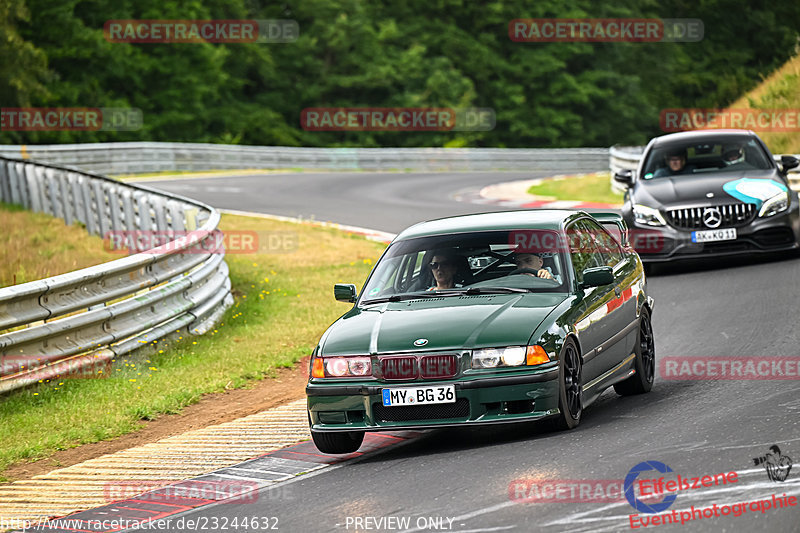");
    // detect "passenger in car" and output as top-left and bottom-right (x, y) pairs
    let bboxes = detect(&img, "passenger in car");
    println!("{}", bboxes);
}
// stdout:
(720, 143), (757, 170)
(722, 144), (745, 166)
